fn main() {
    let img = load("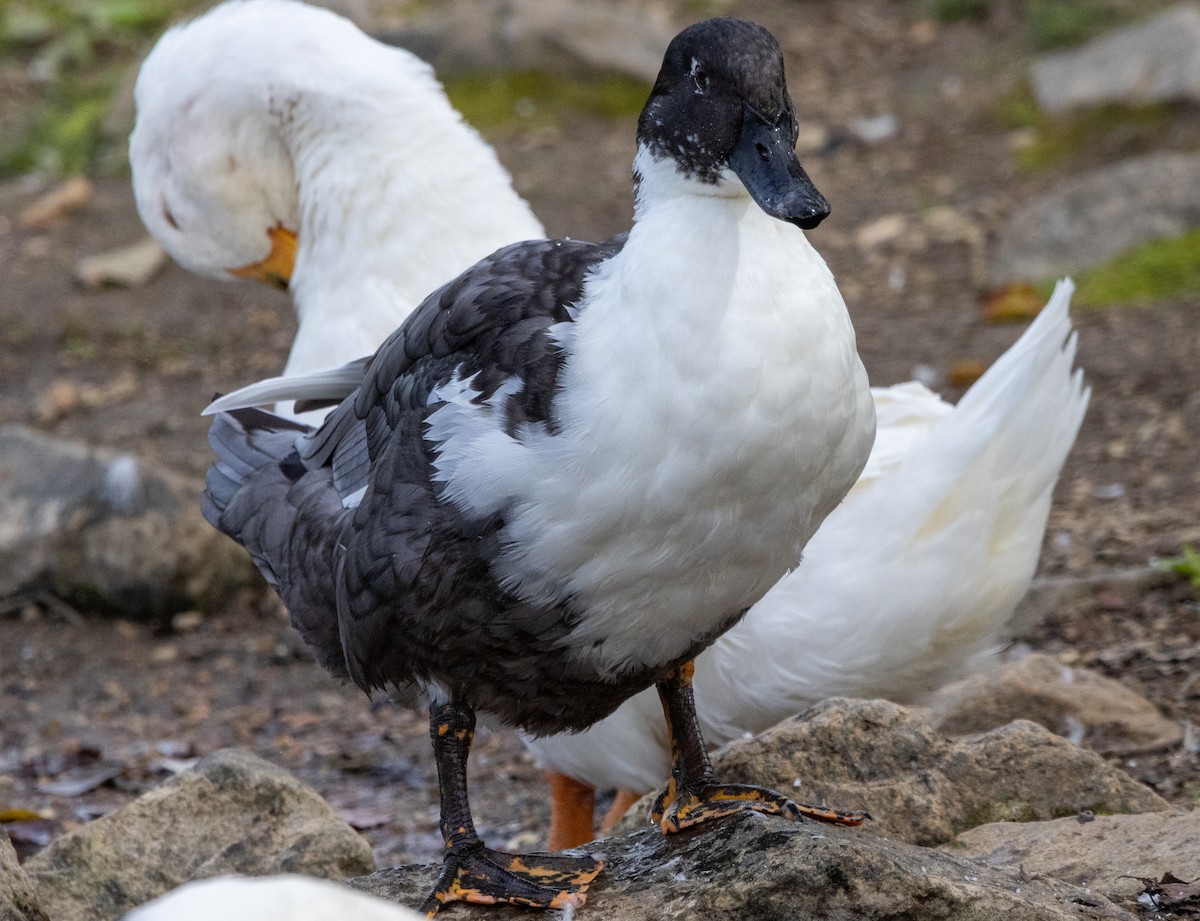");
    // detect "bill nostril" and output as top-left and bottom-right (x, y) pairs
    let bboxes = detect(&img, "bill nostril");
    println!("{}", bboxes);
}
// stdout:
(755, 143), (770, 161)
